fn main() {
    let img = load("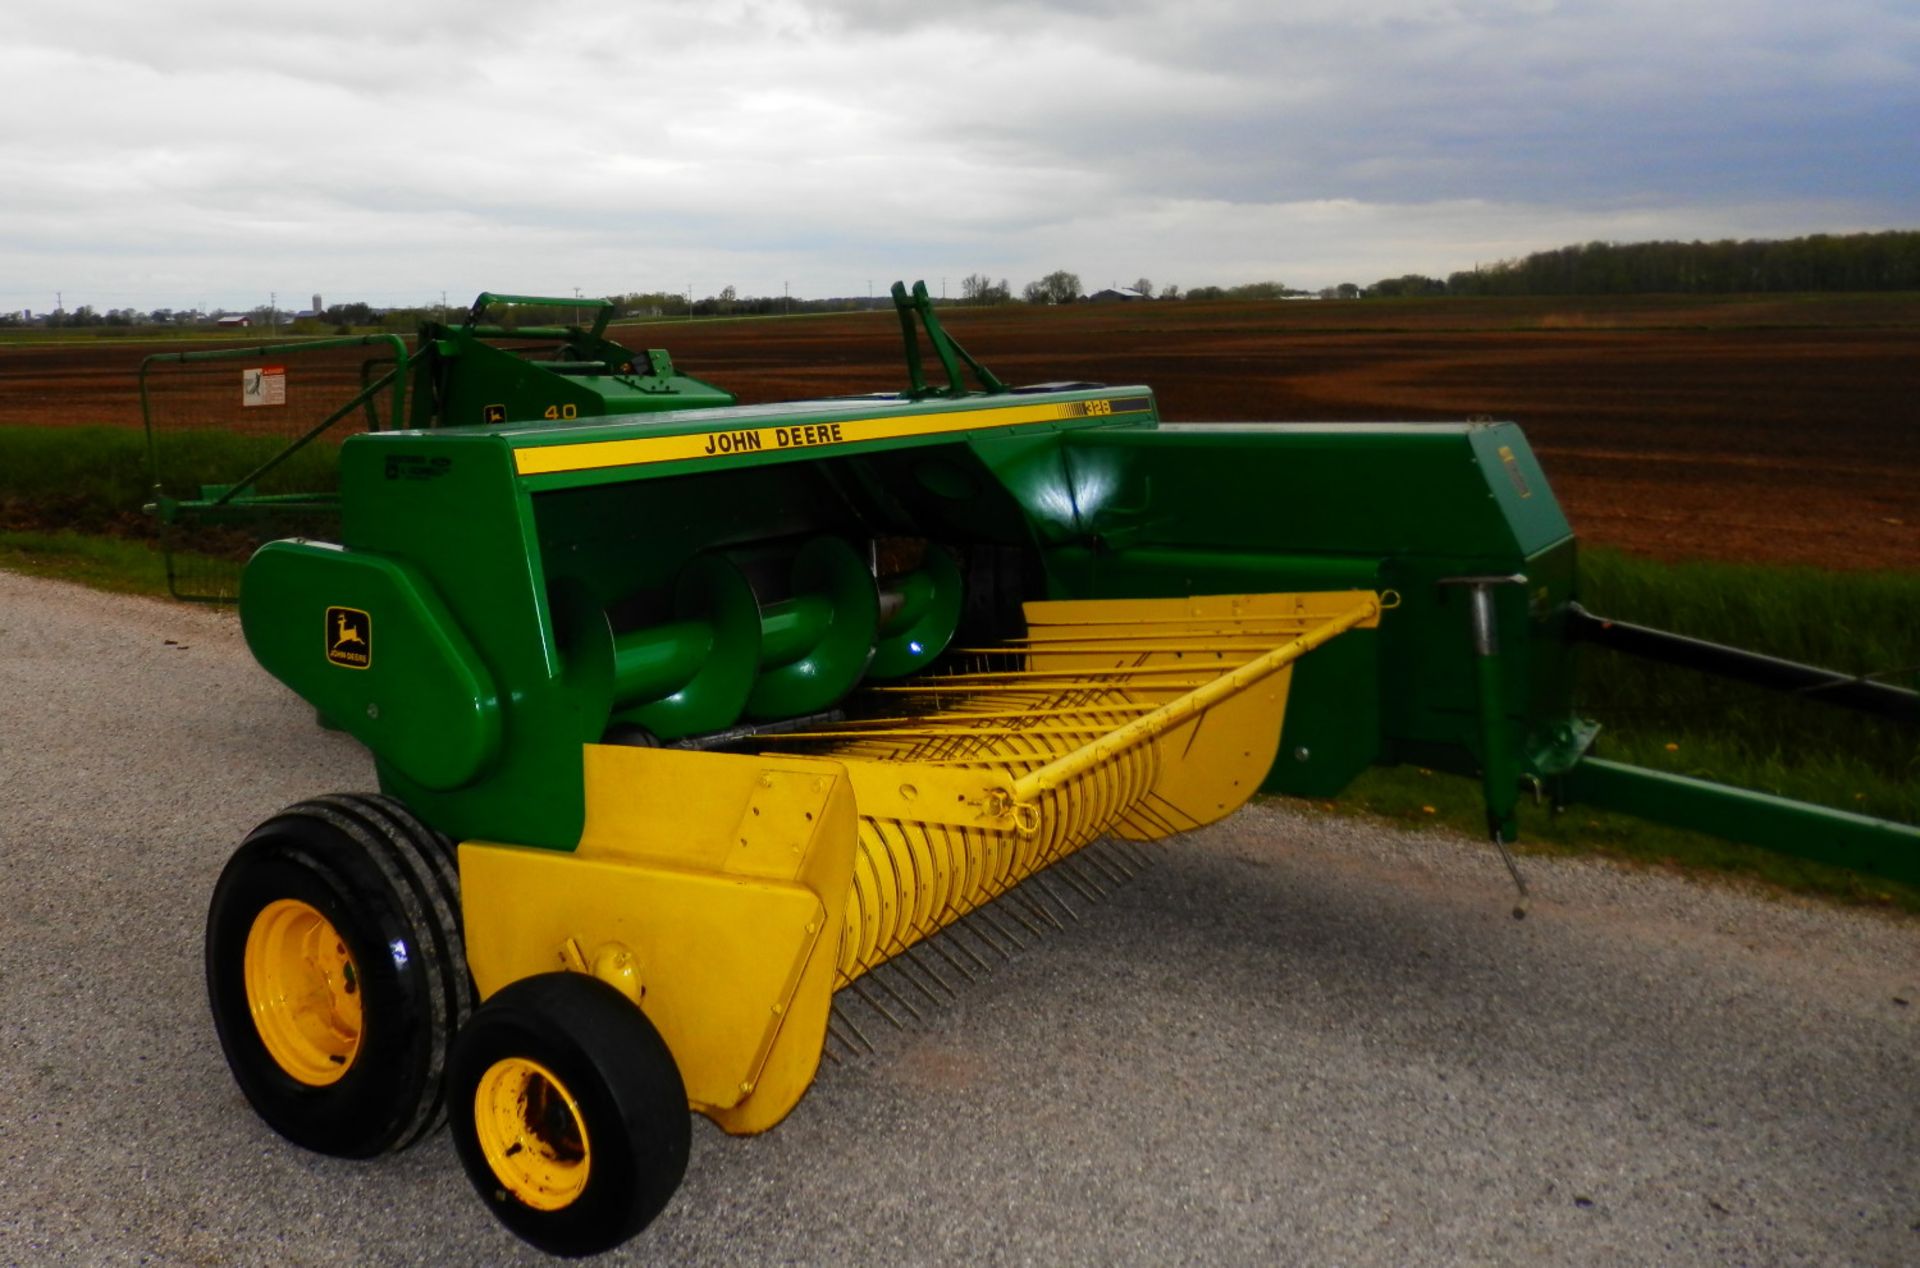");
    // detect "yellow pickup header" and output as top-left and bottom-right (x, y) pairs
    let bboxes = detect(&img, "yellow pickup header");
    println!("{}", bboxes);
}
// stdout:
(513, 395), (1150, 477)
